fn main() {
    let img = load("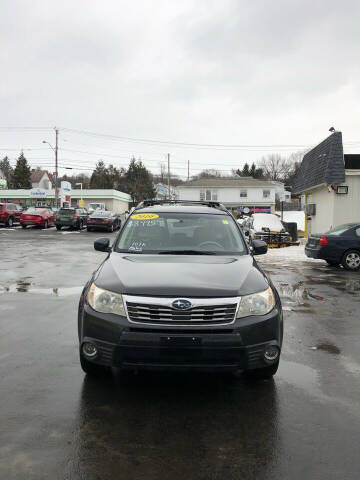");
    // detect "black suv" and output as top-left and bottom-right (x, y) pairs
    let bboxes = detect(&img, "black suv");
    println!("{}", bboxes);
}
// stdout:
(78, 201), (283, 379)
